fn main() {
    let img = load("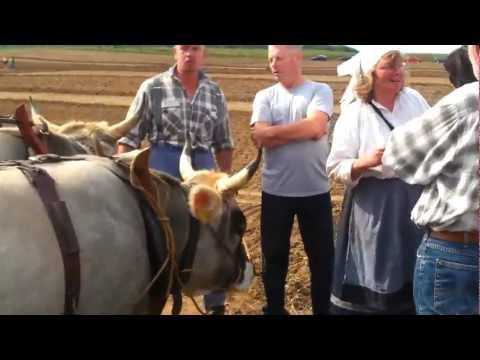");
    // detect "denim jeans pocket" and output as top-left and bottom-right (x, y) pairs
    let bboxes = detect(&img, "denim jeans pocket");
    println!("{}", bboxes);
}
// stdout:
(433, 259), (478, 315)
(414, 256), (435, 314)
